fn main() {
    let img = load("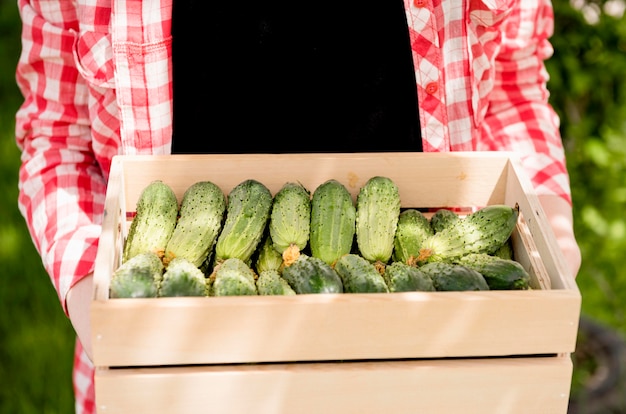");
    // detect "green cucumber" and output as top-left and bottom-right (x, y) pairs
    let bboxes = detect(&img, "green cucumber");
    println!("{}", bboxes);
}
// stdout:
(419, 262), (489, 291)
(419, 204), (519, 264)
(209, 257), (258, 296)
(123, 180), (178, 262)
(281, 254), (343, 294)
(215, 179), (273, 266)
(493, 239), (514, 260)
(159, 257), (207, 297)
(355, 176), (401, 269)
(110, 251), (164, 298)
(164, 181), (226, 268)
(429, 208), (460, 233)
(309, 179), (356, 266)
(269, 182), (311, 266)
(254, 234), (284, 274)
(457, 253), (530, 290)
(383, 261), (435, 292)
(256, 269), (297, 296)
(393, 209), (433, 266)
(334, 253), (389, 293)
